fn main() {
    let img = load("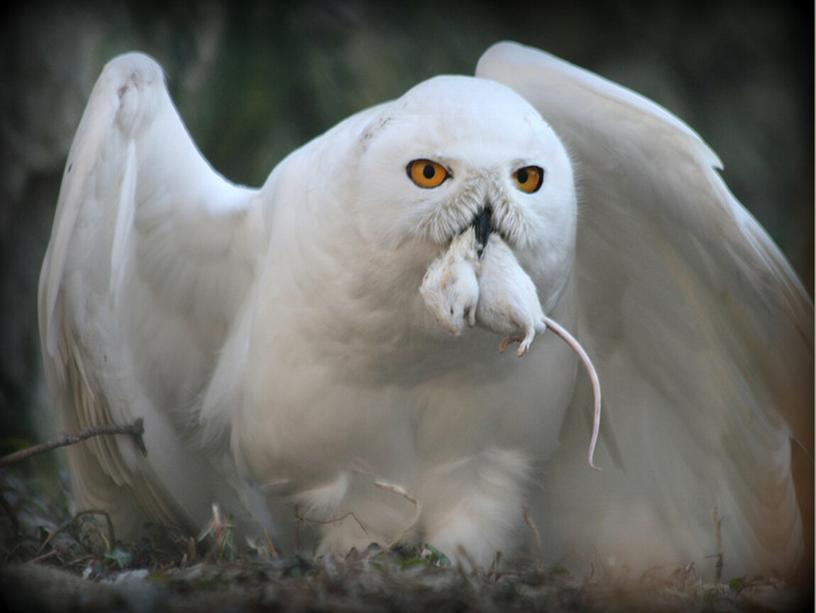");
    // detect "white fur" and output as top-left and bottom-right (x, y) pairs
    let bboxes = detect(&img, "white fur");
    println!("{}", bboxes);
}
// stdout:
(475, 234), (546, 356)
(419, 227), (480, 335)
